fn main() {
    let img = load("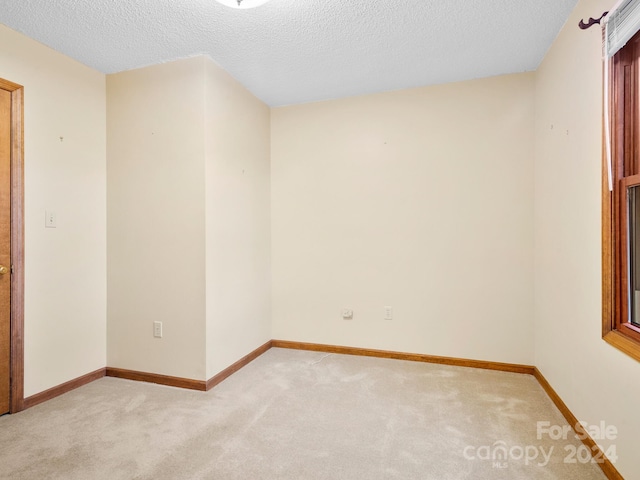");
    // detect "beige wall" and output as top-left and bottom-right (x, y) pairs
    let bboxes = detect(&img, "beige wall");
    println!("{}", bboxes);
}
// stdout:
(204, 59), (271, 378)
(0, 25), (107, 396)
(534, 0), (640, 477)
(107, 58), (207, 380)
(107, 56), (271, 381)
(271, 74), (535, 364)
